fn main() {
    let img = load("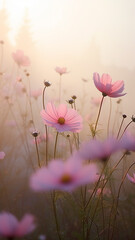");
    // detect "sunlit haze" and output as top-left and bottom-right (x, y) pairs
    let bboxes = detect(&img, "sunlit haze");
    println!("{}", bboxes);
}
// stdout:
(1, 1), (135, 239)
(0, 0), (135, 115)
